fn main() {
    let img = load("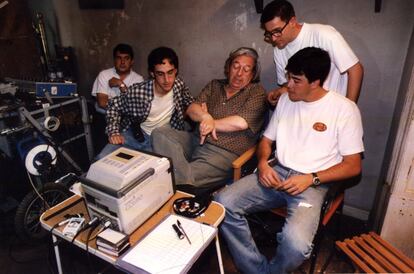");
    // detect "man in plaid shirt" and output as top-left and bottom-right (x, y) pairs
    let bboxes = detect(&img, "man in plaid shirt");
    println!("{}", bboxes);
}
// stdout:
(96, 47), (194, 159)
